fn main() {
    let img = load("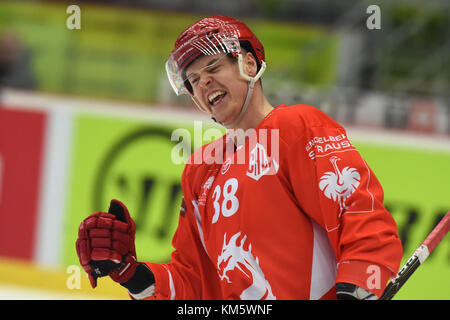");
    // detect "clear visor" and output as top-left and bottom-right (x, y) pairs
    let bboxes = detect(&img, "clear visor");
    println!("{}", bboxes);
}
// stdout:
(166, 33), (241, 95)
